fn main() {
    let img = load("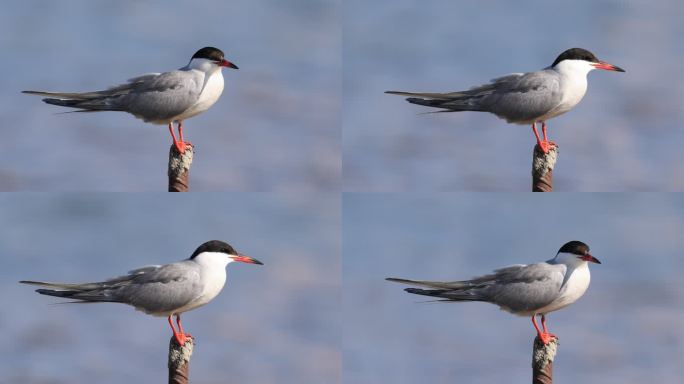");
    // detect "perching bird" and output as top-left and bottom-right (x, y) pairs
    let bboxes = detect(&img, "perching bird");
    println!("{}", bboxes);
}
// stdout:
(386, 48), (624, 153)
(386, 240), (600, 344)
(23, 47), (238, 154)
(20, 240), (262, 346)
